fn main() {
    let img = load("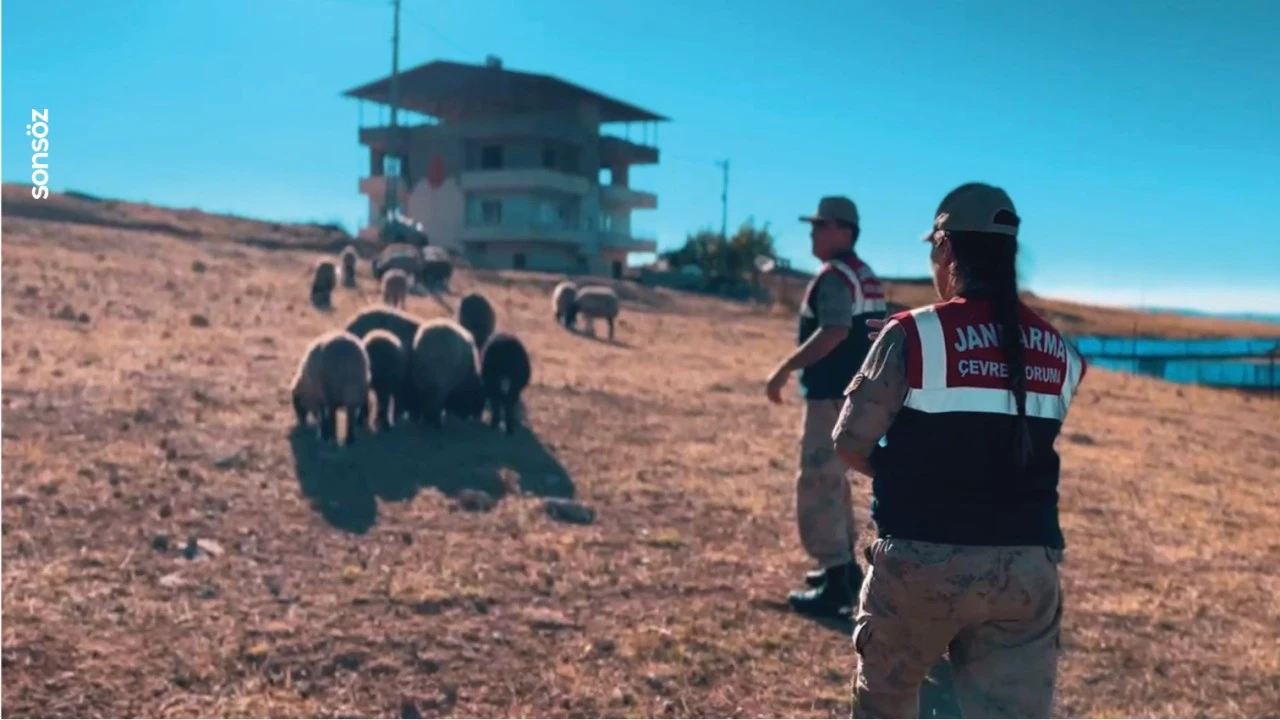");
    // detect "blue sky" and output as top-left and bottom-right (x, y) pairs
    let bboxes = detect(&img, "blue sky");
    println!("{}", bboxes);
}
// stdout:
(4, 0), (1278, 313)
